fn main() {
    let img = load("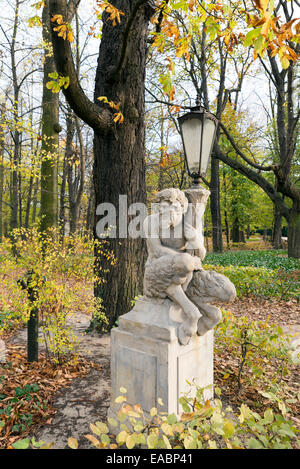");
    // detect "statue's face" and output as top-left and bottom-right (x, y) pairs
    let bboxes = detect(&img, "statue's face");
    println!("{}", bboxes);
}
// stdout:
(160, 200), (183, 228)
